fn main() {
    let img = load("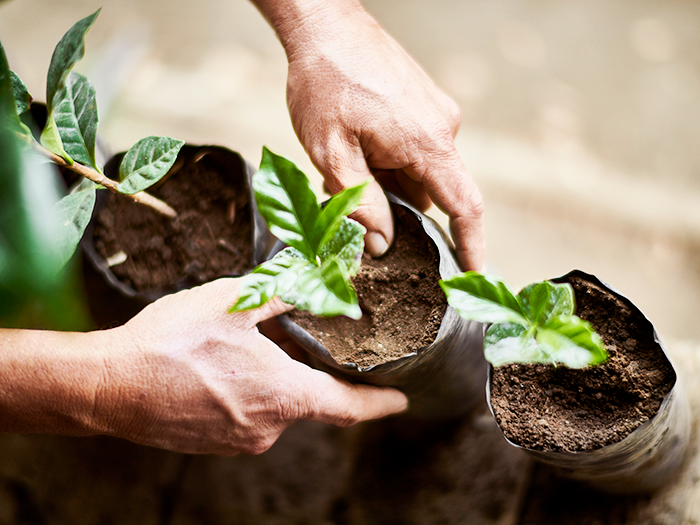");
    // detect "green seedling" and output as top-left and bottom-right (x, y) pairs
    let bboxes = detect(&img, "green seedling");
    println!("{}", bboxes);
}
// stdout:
(440, 272), (608, 368)
(230, 147), (369, 319)
(1, 10), (184, 271)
